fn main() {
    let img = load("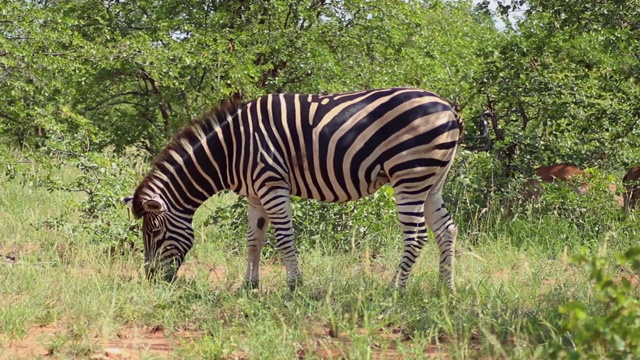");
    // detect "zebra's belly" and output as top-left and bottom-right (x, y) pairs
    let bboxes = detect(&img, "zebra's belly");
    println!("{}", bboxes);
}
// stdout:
(289, 168), (389, 203)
